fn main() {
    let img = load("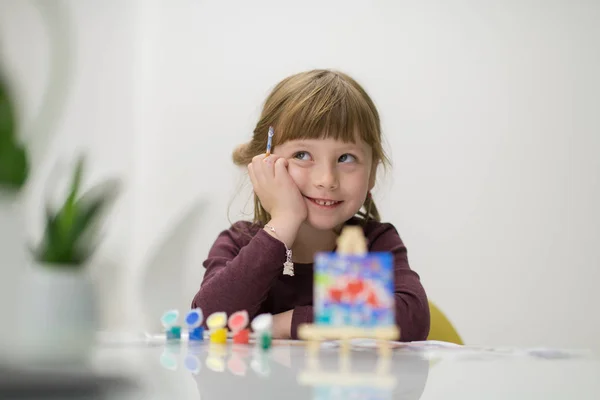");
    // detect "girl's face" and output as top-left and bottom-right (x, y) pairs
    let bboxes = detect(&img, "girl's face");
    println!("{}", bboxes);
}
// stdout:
(273, 136), (376, 231)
